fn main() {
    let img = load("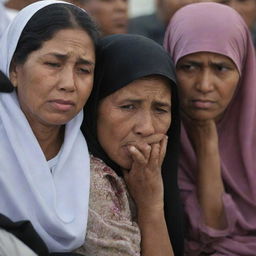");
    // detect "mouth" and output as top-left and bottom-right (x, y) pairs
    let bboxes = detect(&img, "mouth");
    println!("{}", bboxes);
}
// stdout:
(191, 99), (216, 109)
(113, 17), (128, 28)
(49, 99), (75, 112)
